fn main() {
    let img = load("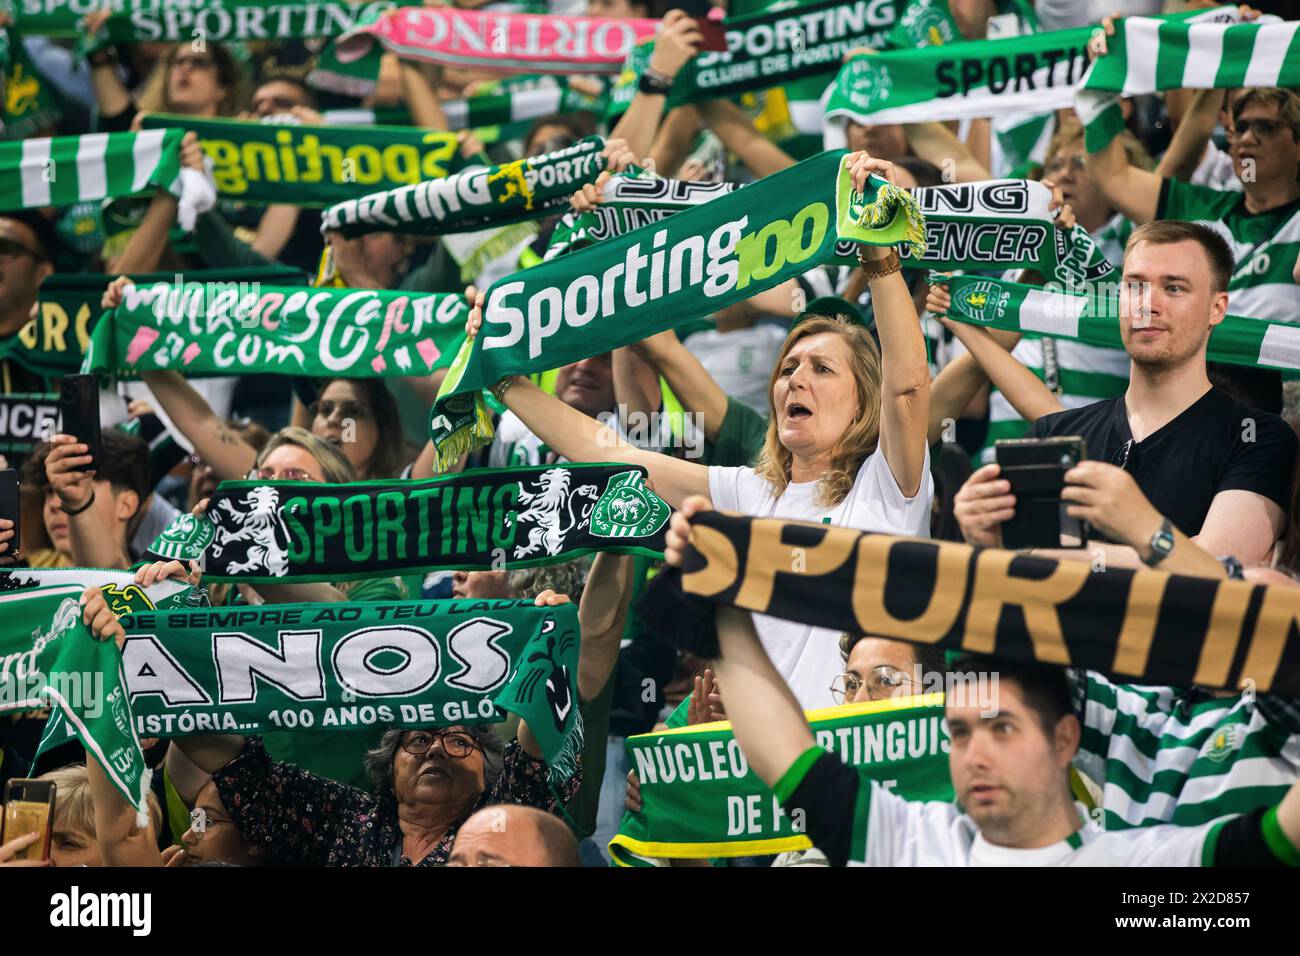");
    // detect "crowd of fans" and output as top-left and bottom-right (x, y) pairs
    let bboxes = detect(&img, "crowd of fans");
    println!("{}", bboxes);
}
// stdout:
(1, 0), (1298, 869)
